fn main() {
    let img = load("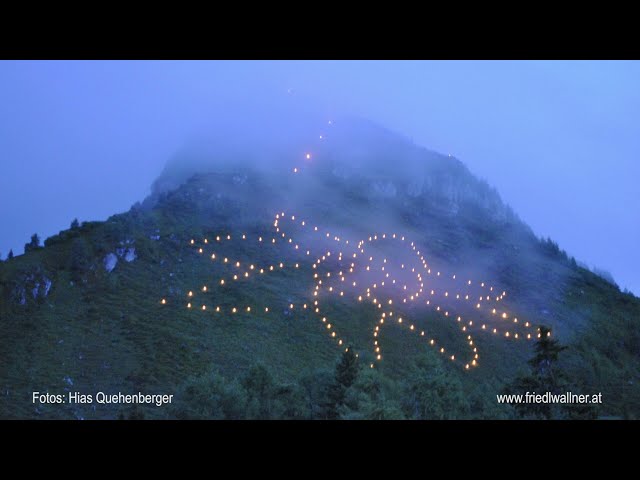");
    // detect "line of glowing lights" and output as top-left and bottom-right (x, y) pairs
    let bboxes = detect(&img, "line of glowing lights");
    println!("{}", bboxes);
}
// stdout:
(162, 123), (548, 369)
